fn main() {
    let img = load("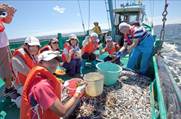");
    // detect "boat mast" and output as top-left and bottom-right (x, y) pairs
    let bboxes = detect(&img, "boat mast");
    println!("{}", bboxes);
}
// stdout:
(107, 0), (116, 40)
